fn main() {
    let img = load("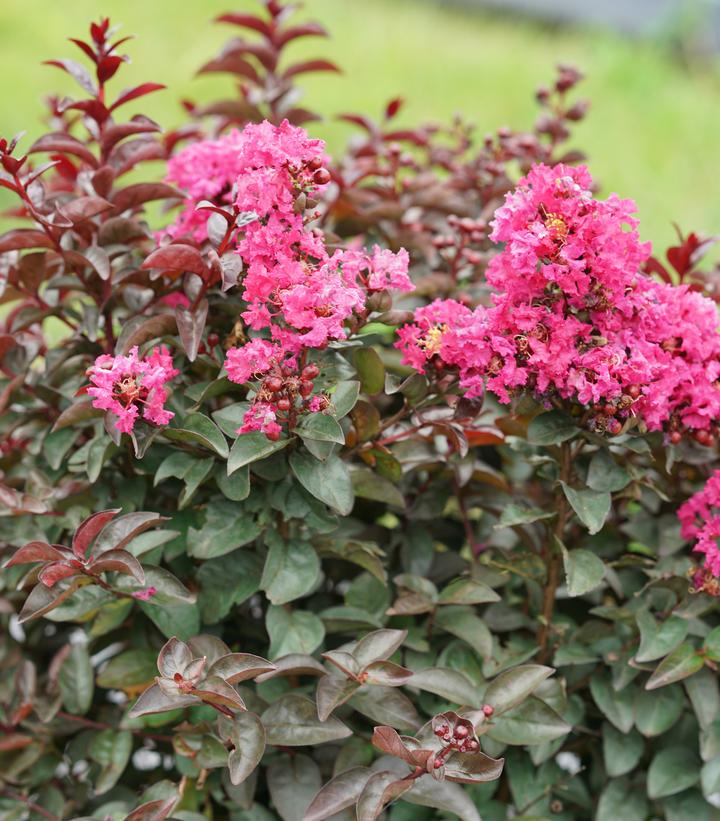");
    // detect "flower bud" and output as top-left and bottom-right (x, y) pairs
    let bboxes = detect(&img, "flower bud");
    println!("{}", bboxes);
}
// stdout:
(313, 168), (331, 185)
